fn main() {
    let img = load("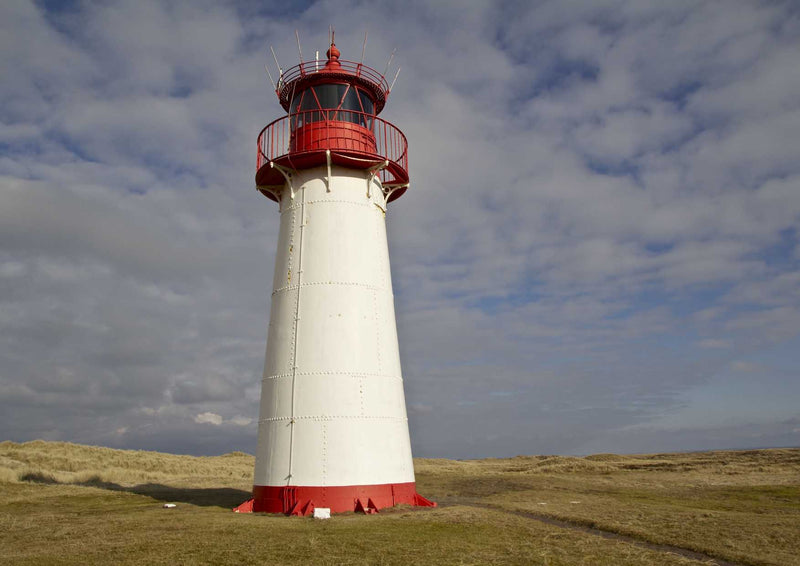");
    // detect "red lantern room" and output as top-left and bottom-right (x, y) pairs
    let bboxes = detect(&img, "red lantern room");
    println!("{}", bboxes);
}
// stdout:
(256, 39), (409, 203)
